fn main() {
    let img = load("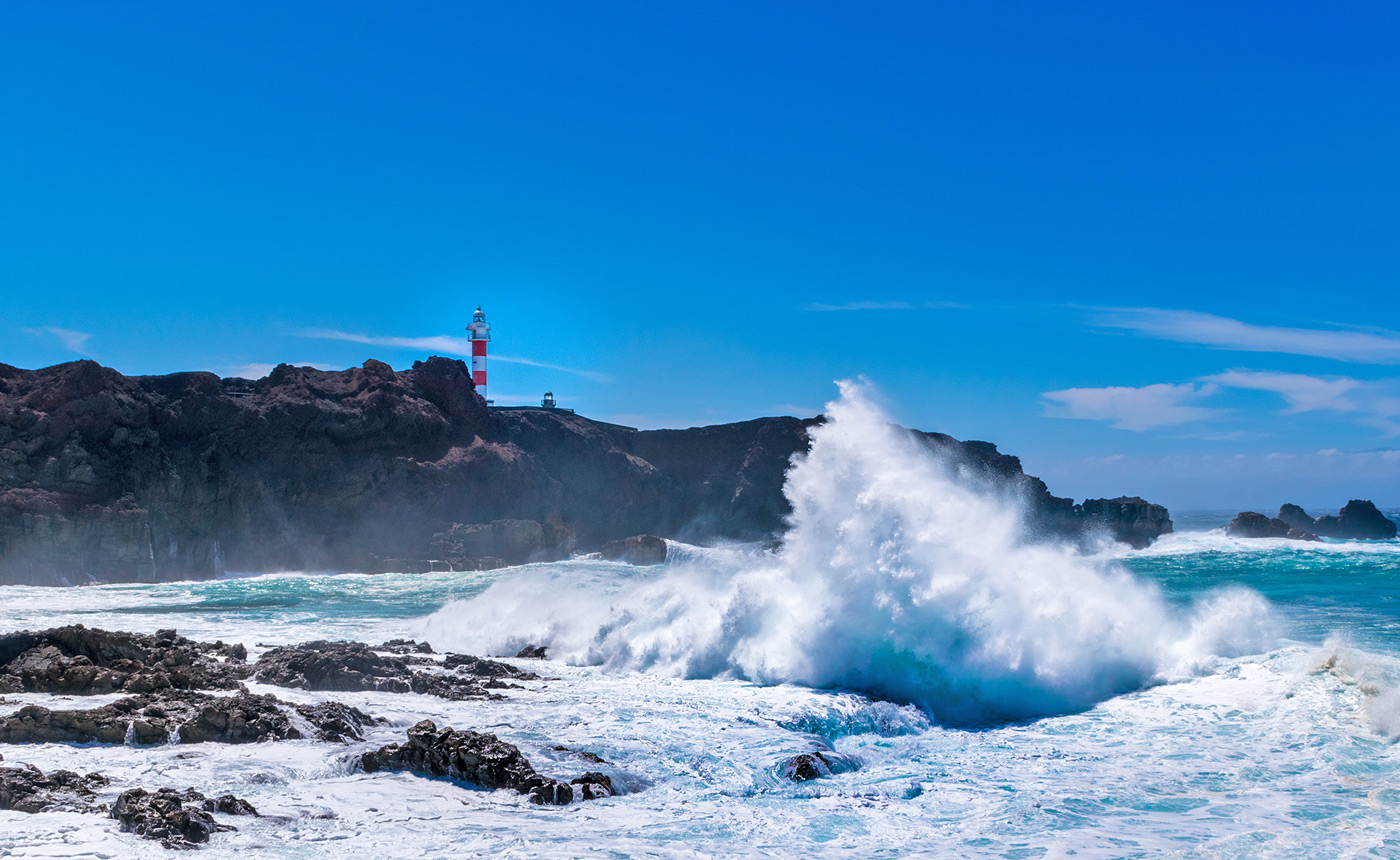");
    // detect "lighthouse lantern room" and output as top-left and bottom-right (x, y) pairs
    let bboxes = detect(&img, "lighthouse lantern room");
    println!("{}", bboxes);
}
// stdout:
(466, 306), (491, 404)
